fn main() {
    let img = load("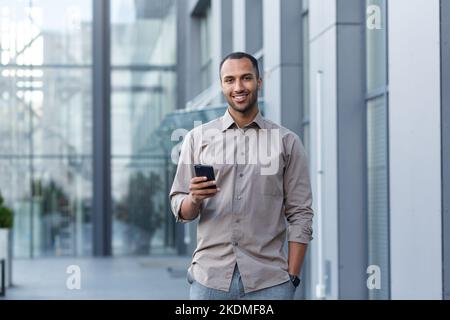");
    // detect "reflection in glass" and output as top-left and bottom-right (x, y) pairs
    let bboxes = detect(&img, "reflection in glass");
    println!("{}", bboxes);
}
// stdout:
(366, 0), (387, 92)
(200, 4), (212, 91)
(0, 0), (93, 257)
(302, 0), (309, 11)
(0, 156), (92, 258)
(112, 159), (175, 255)
(110, 0), (177, 256)
(302, 6), (310, 156)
